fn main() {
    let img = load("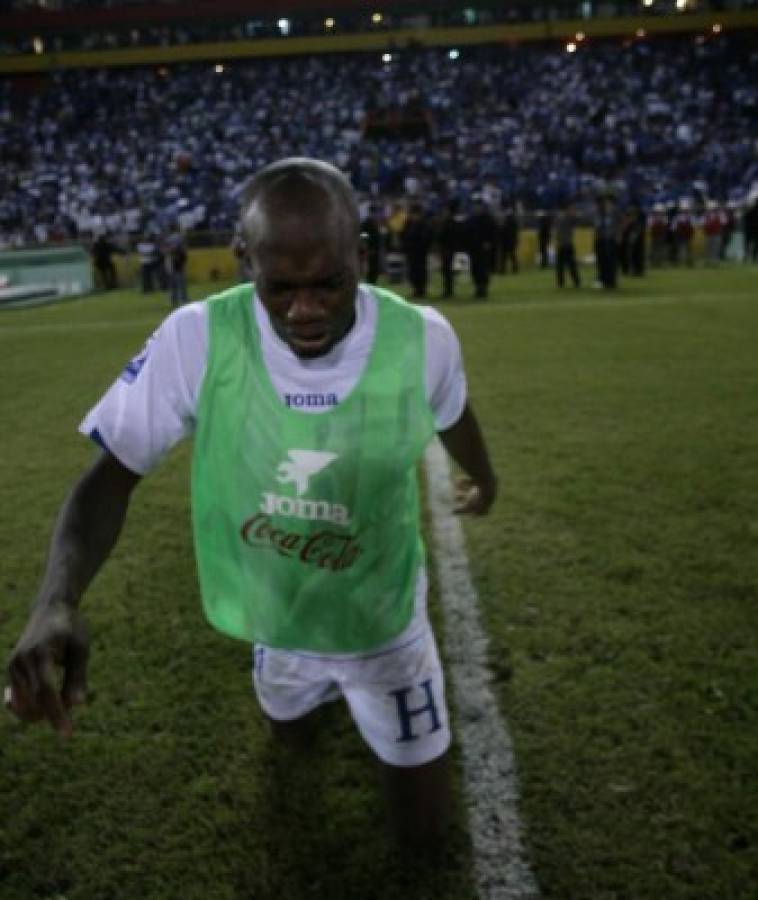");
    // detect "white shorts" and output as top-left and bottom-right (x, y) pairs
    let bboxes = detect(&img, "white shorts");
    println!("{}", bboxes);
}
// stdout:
(252, 622), (450, 768)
